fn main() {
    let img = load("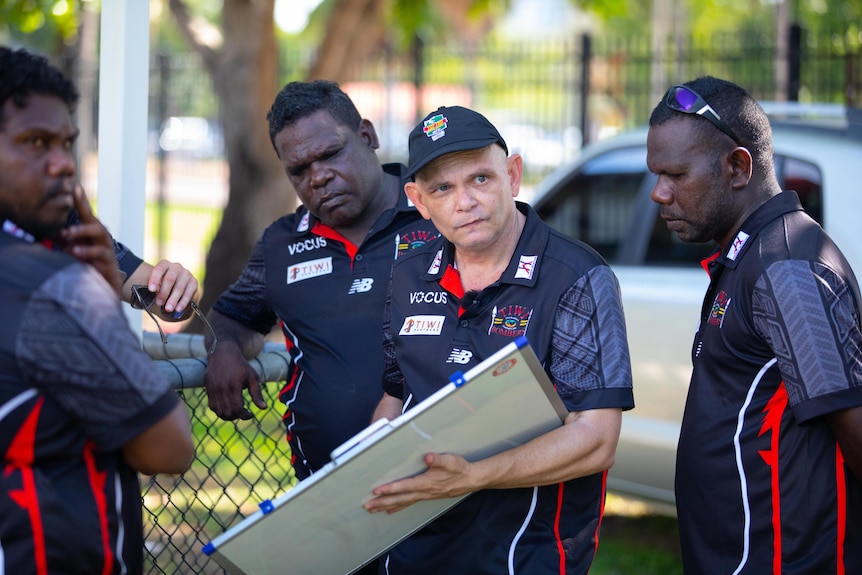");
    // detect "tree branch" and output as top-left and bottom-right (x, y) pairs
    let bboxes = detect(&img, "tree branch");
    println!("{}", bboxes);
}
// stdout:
(168, 0), (219, 76)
